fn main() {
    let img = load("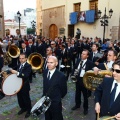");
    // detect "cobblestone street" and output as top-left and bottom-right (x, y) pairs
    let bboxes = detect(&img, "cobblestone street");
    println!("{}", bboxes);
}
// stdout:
(0, 73), (96, 120)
